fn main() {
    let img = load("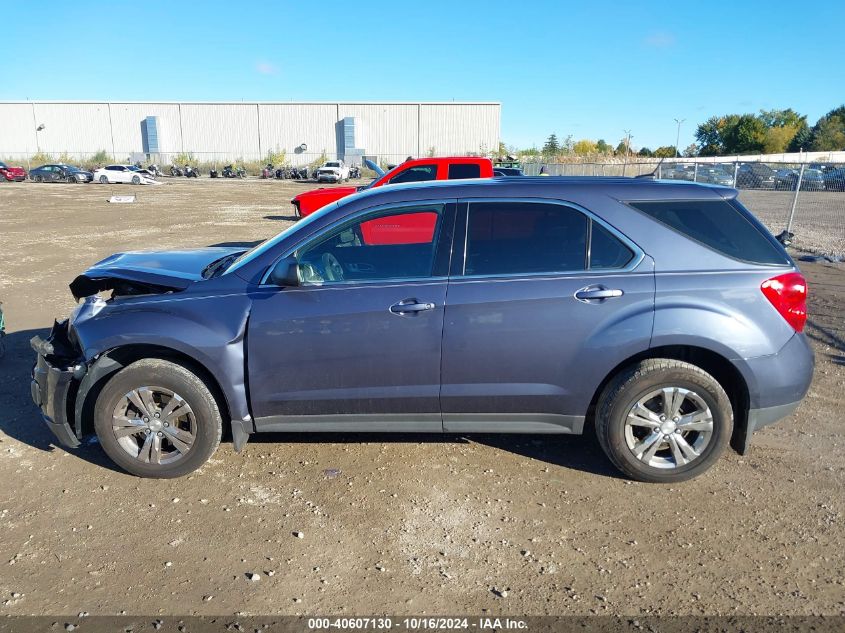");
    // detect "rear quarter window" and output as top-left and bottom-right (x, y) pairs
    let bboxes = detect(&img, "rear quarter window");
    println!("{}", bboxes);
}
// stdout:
(448, 163), (481, 179)
(628, 199), (789, 265)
